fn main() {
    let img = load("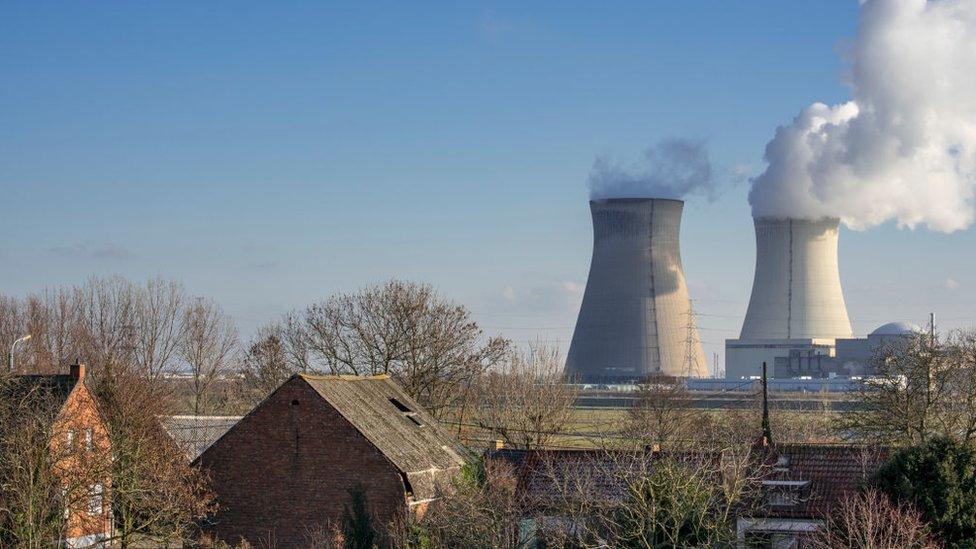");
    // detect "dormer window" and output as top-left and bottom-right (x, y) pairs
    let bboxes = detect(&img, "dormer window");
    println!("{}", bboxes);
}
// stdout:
(762, 479), (809, 507)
